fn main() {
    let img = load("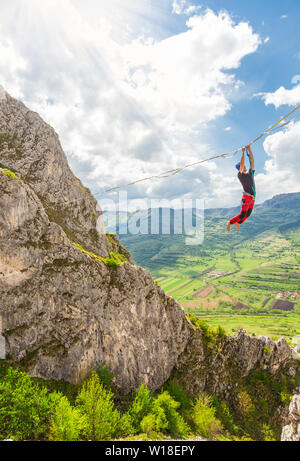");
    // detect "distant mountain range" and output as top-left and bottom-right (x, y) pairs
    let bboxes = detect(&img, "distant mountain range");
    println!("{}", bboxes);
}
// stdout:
(104, 192), (300, 271)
